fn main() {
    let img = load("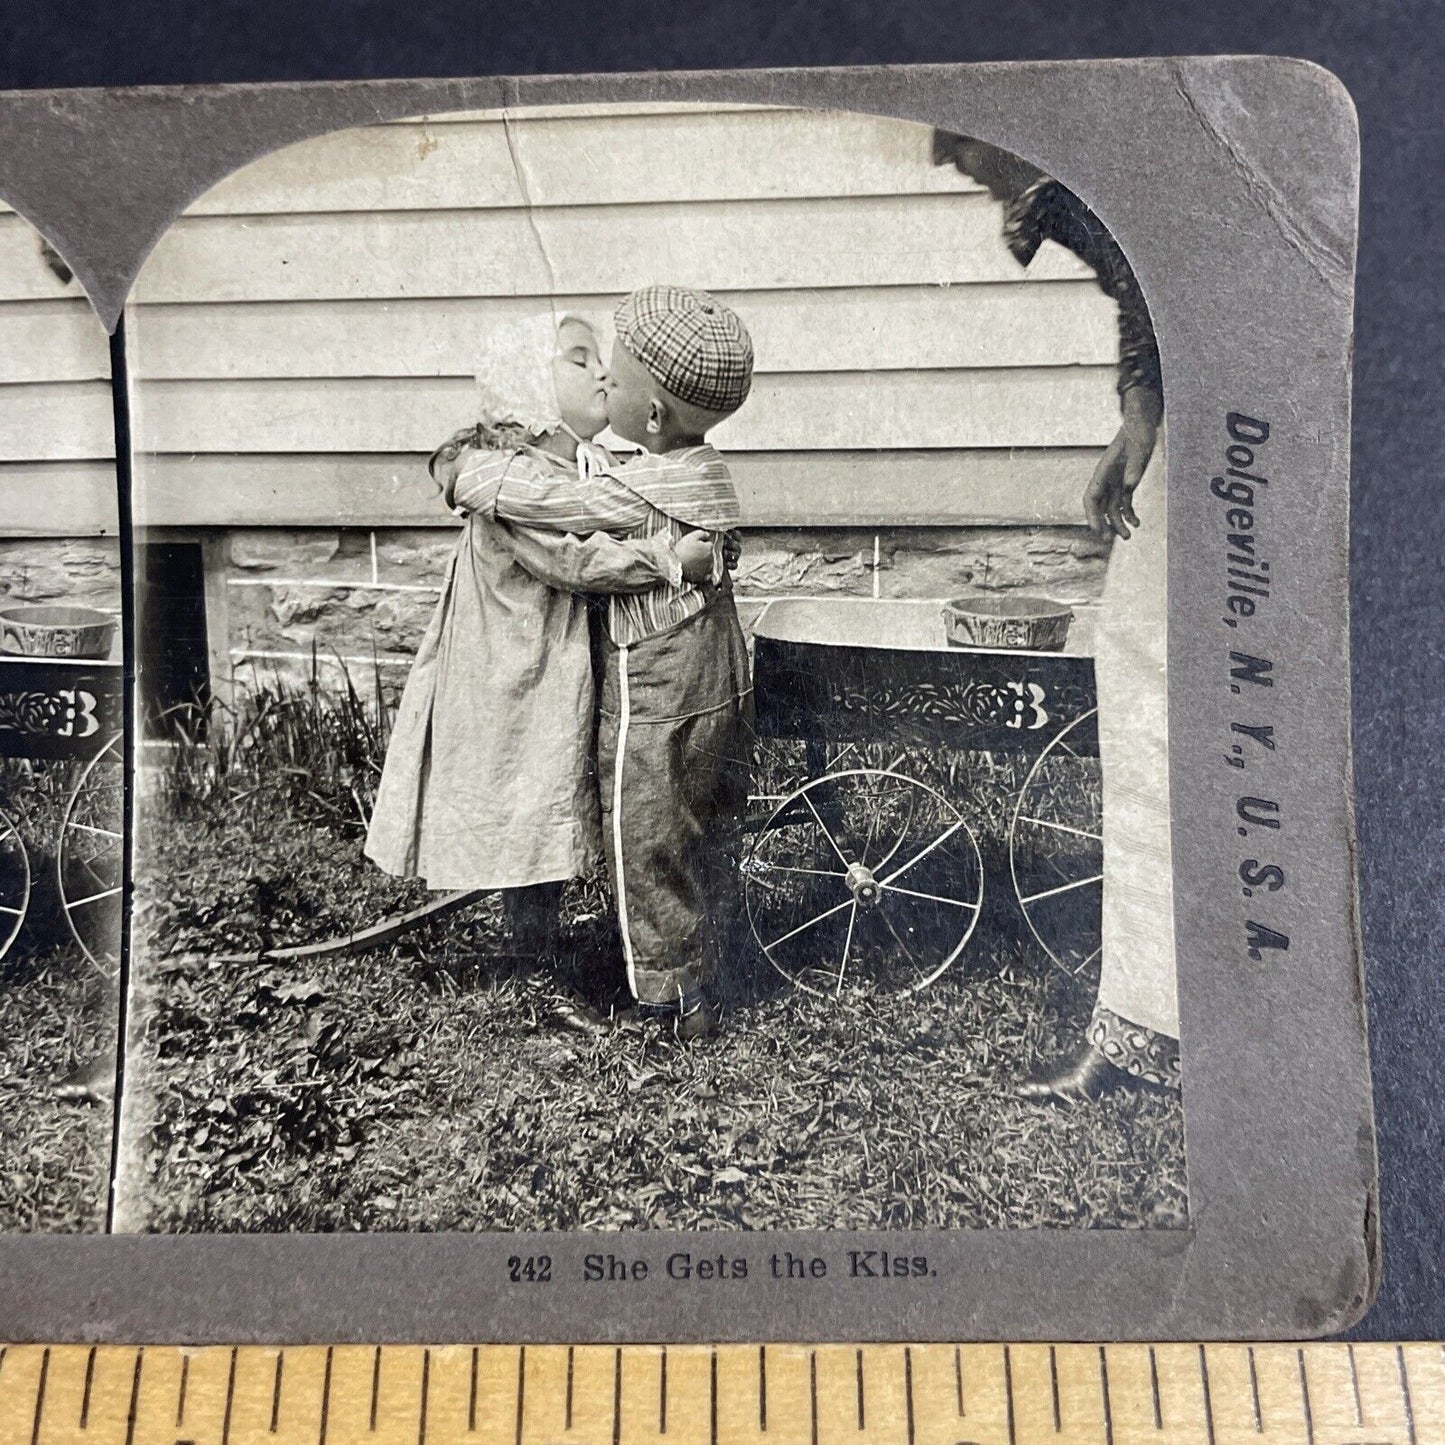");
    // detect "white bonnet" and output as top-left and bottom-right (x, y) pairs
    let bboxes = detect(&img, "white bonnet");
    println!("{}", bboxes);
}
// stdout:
(472, 312), (564, 436)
